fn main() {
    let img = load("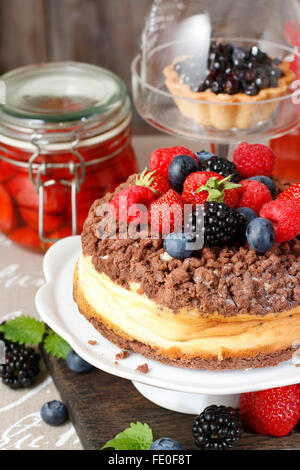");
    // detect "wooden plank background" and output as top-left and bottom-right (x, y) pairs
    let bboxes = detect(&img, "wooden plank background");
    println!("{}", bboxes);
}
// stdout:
(0, 0), (154, 134)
